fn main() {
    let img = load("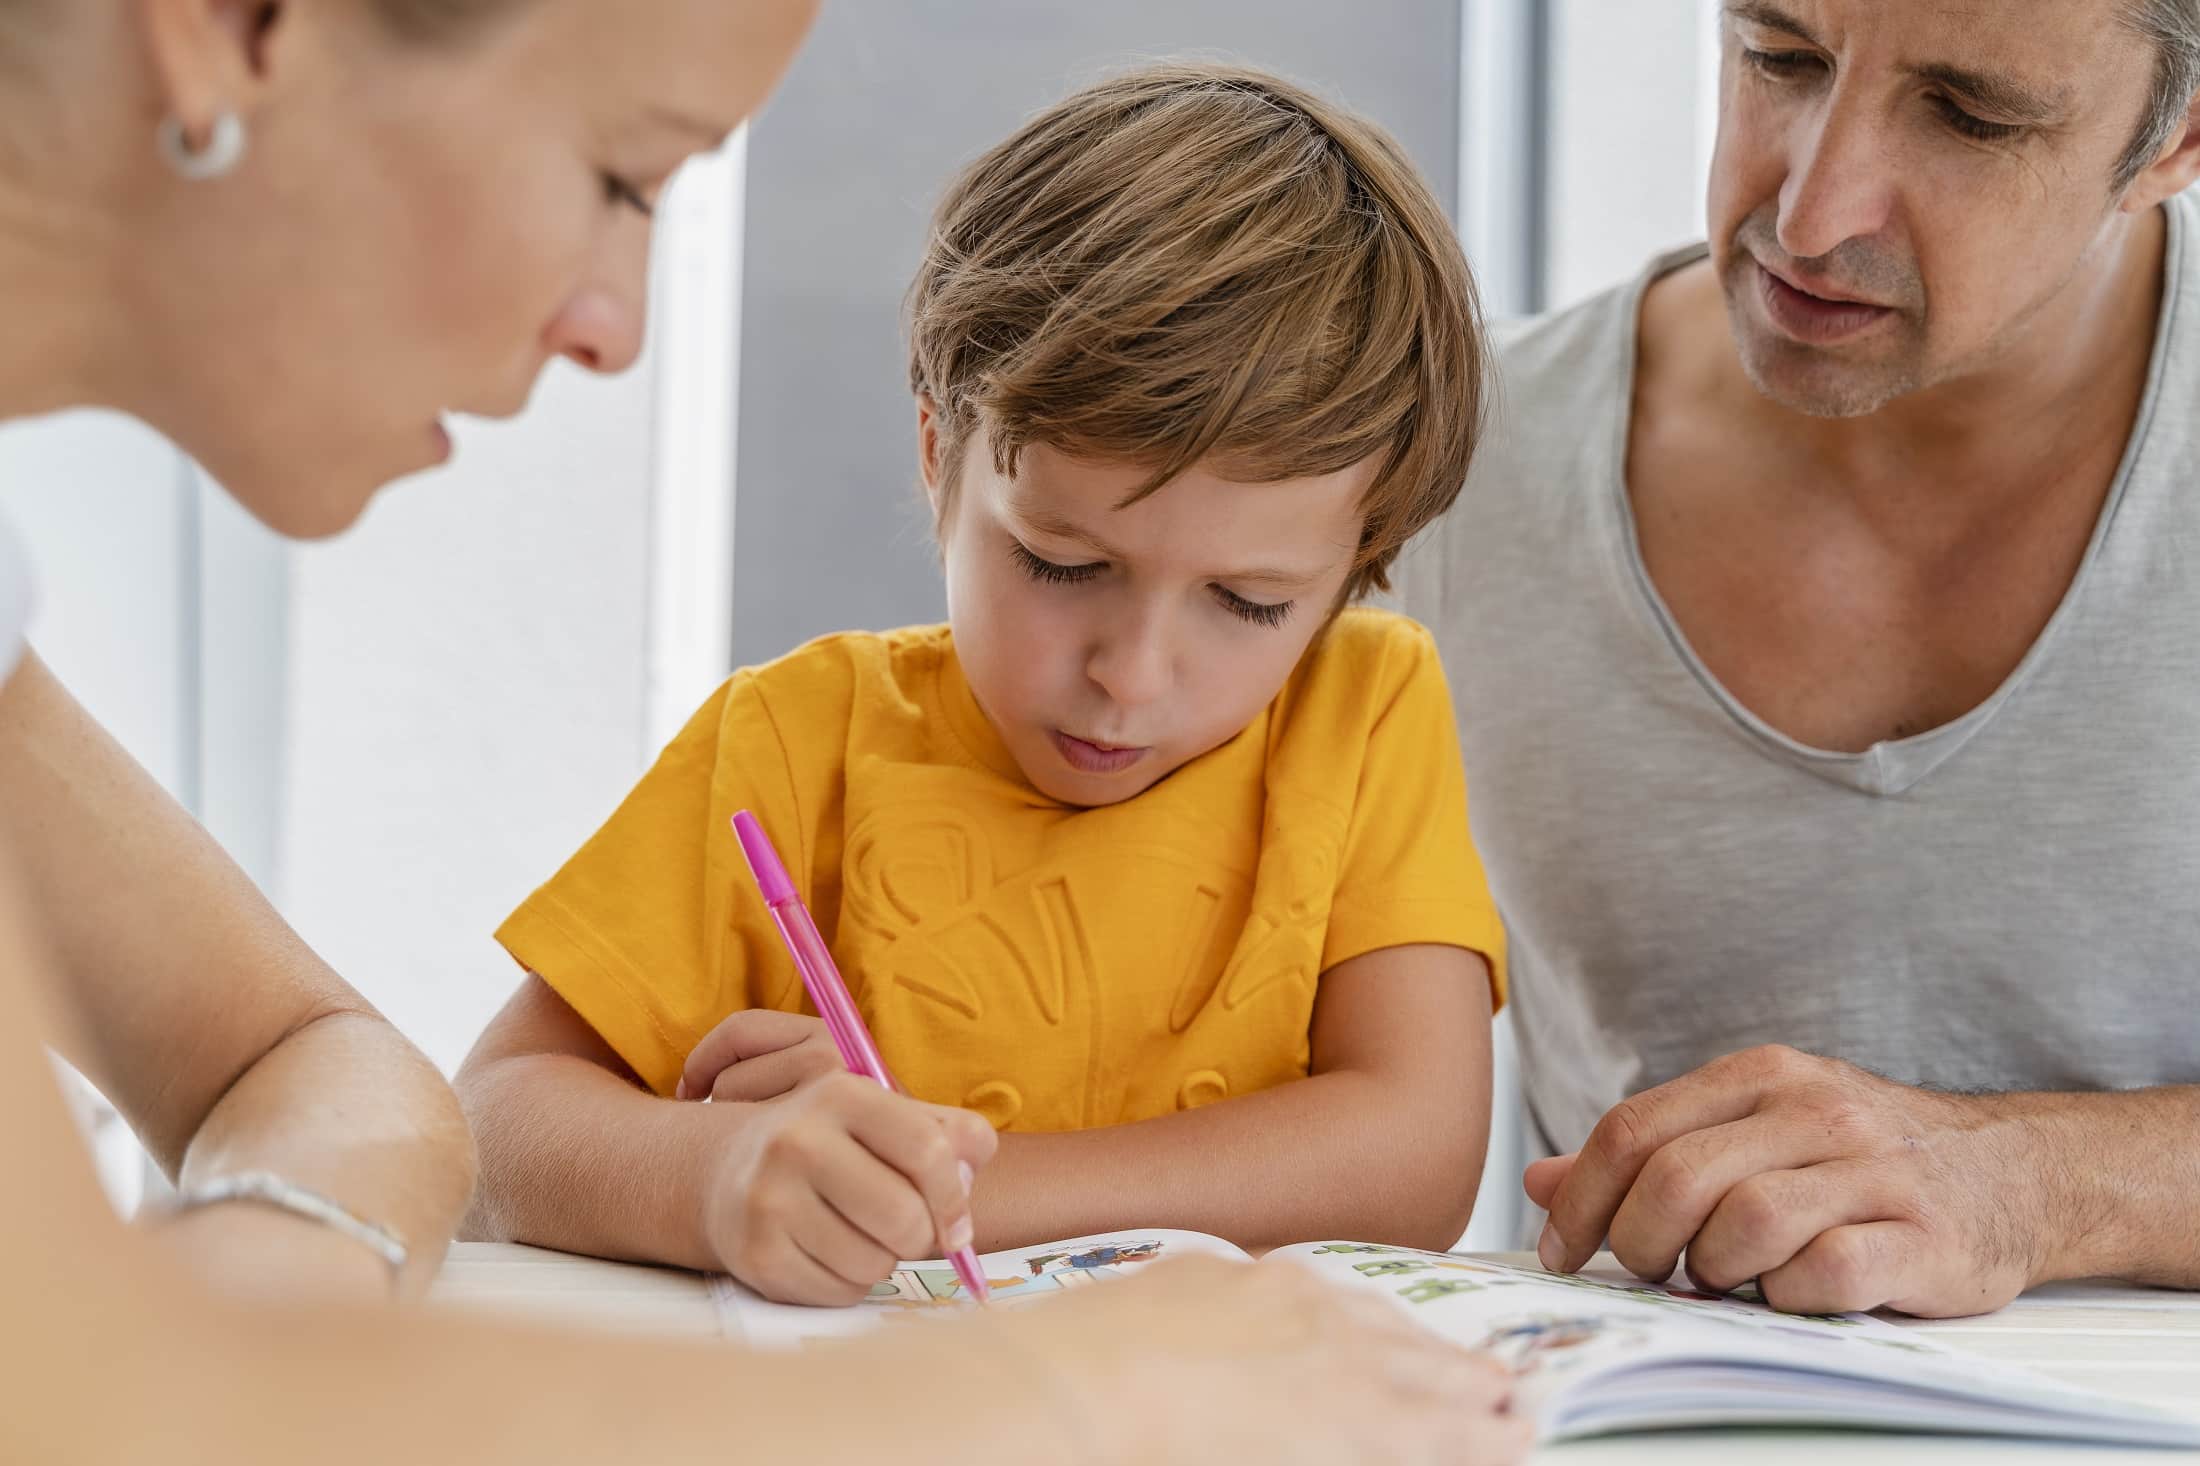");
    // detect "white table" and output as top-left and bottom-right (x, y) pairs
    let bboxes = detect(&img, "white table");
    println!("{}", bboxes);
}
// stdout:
(431, 1243), (2200, 1462)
